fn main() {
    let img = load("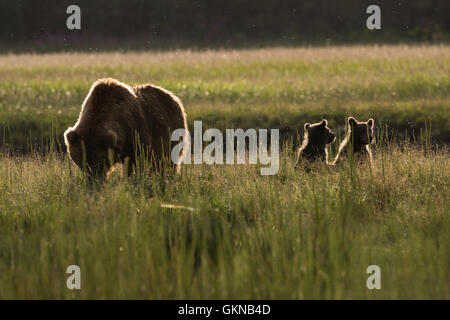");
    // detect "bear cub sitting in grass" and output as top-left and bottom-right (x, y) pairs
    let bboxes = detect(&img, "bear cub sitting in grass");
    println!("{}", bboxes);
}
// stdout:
(332, 117), (374, 165)
(295, 119), (336, 168)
